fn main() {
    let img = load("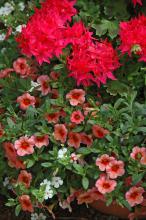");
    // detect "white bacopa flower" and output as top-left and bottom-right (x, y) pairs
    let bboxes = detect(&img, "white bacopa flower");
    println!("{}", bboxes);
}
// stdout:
(0, 33), (5, 41)
(18, 2), (25, 11)
(31, 213), (38, 220)
(40, 179), (51, 187)
(39, 213), (46, 220)
(40, 179), (54, 200)
(58, 148), (68, 159)
(0, 2), (14, 16)
(51, 177), (63, 188)
(3, 177), (9, 187)
(15, 24), (26, 33)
